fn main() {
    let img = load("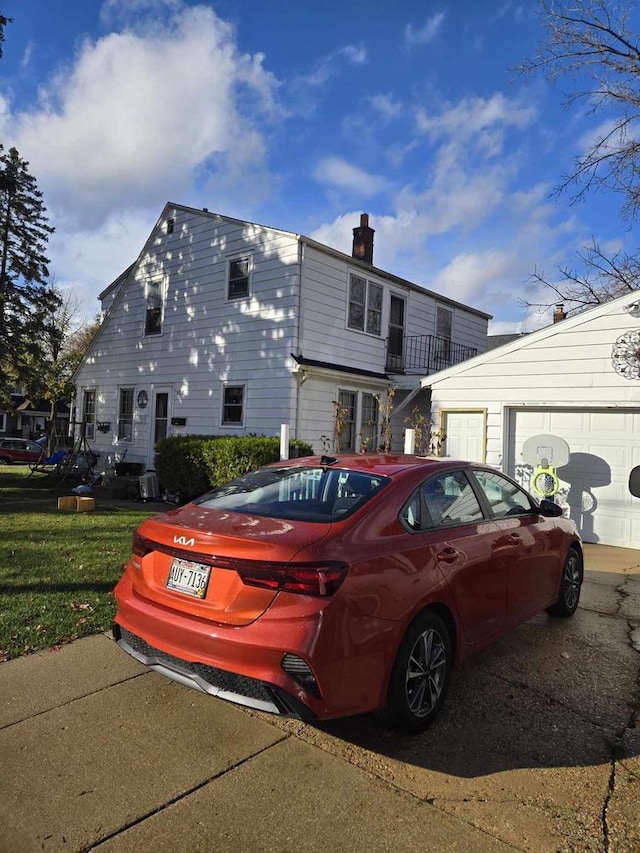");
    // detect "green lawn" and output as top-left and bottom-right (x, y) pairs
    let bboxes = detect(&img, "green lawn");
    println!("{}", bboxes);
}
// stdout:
(0, 467), (158, 661)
